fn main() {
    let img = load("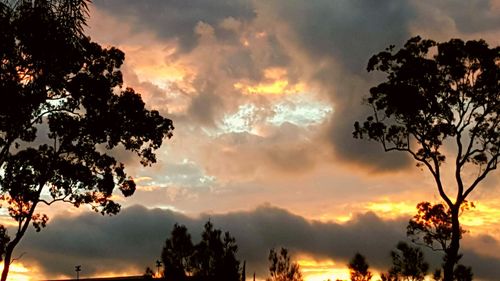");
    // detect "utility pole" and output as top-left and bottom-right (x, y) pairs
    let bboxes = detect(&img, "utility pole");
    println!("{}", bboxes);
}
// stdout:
(75, 265), (81, 281)
(156, 260), (162, 278)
